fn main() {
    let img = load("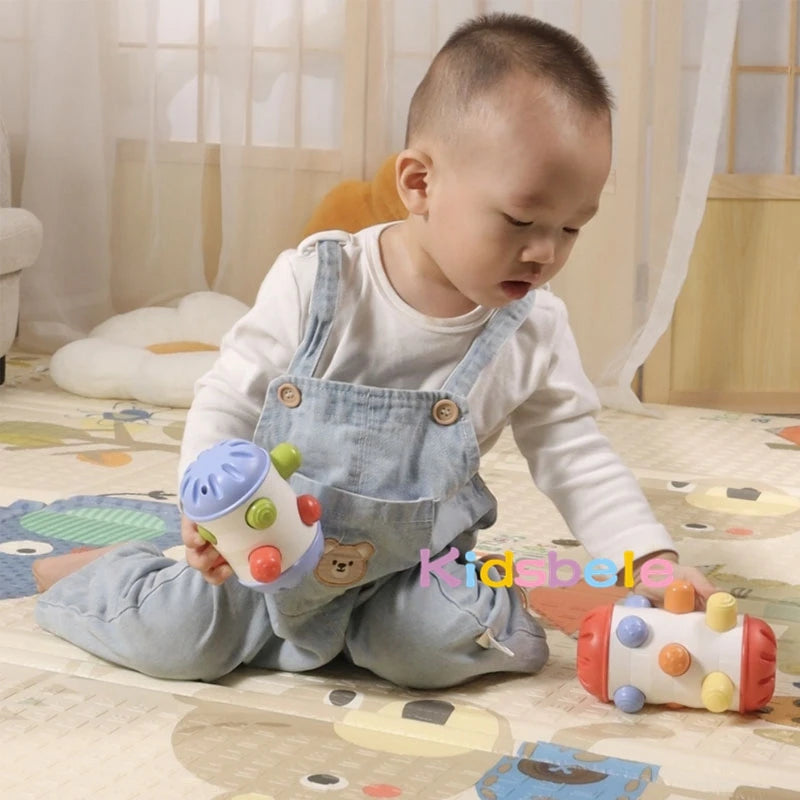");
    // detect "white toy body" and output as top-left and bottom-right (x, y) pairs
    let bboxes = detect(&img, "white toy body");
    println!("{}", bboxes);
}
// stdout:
(578, 582), (777, 713)
(607, 605), (744, 708)
(202, 465), (314, 583)
(180, 439), (324, 592)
